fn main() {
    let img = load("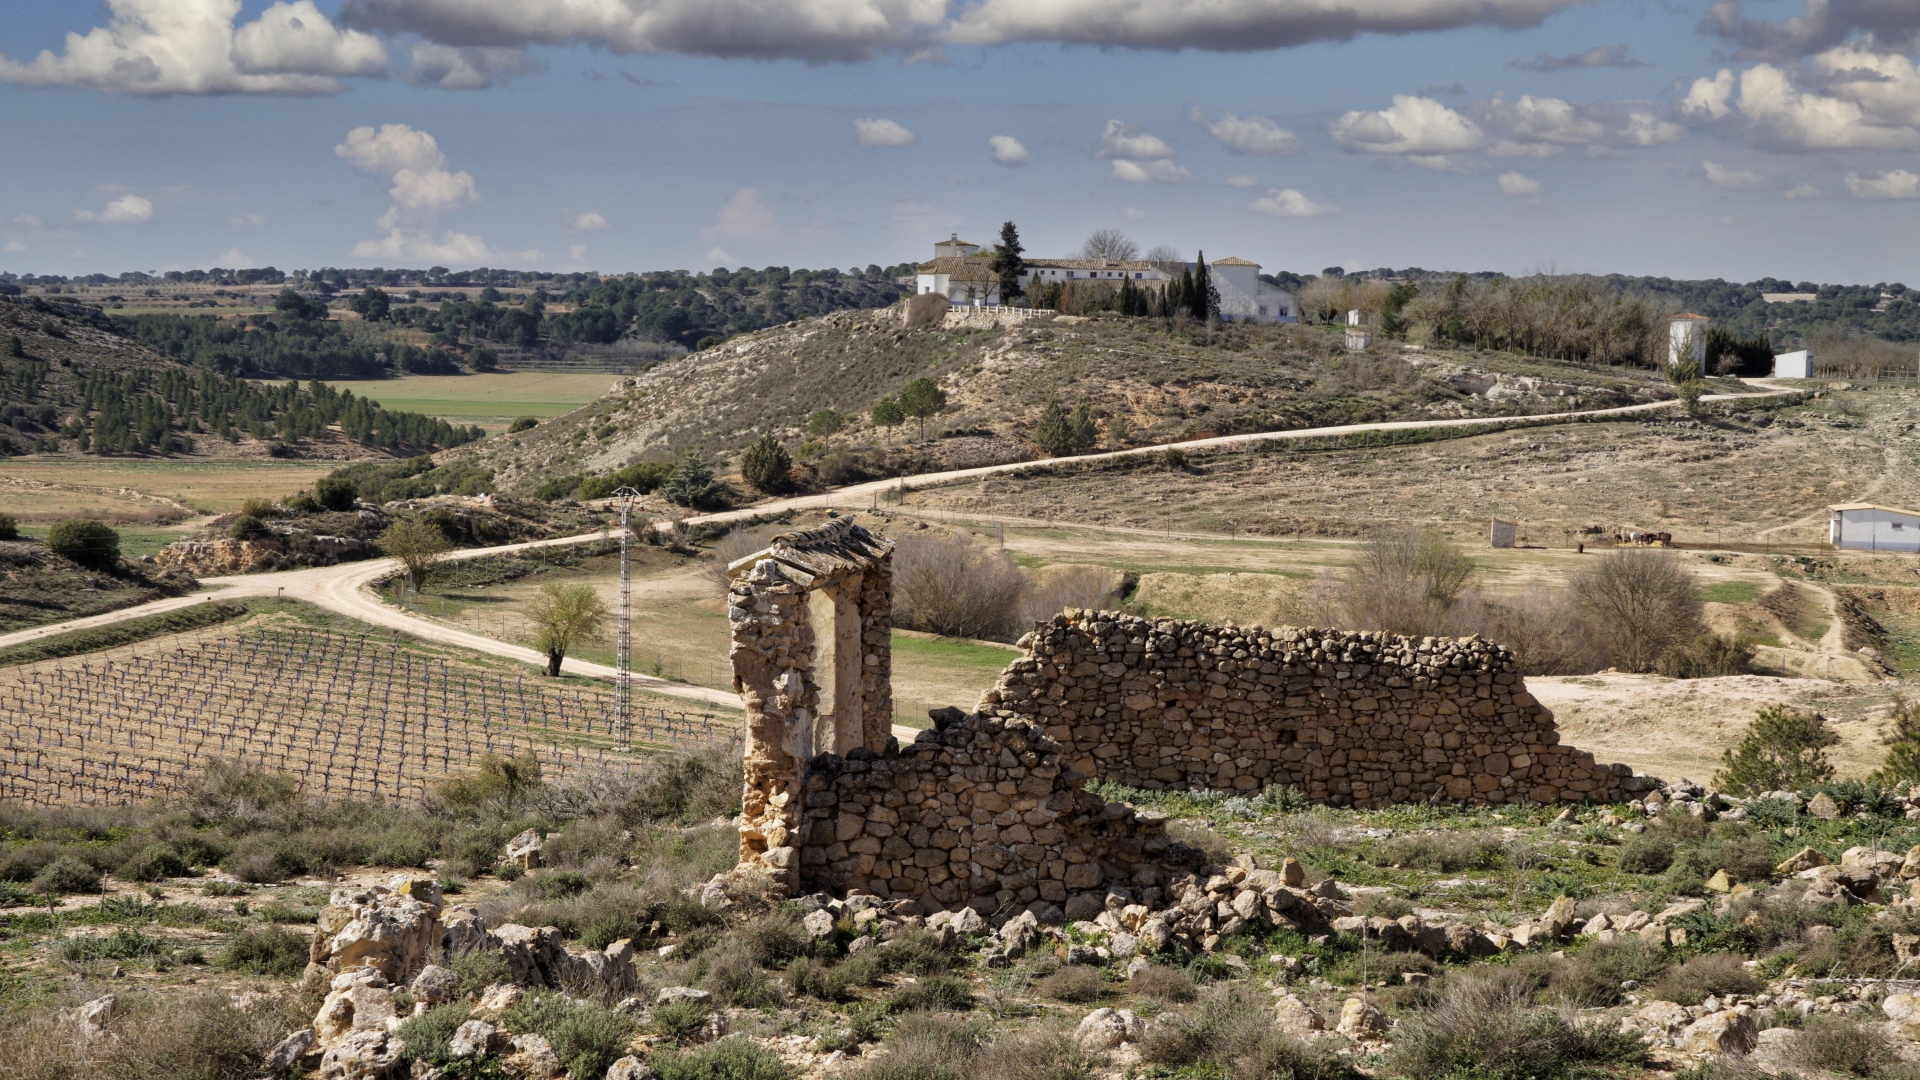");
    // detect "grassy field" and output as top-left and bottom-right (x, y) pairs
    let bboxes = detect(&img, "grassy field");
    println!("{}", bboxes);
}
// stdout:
(320, 372), (611, 431)
(0, 460), (336, 518)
